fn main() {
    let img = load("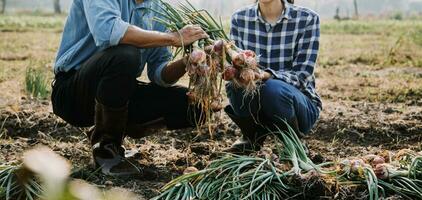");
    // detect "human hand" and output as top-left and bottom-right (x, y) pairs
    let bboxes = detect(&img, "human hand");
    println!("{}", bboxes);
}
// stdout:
(171, 25), (209, 47)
